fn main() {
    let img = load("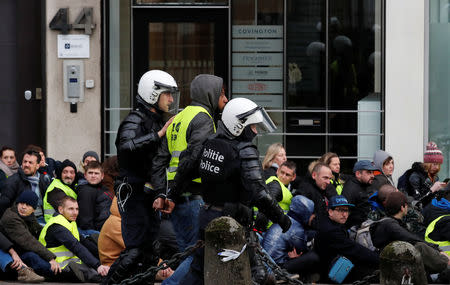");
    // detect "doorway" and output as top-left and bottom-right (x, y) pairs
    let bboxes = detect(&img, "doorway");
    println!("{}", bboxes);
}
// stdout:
(133, 8), (229, 108)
